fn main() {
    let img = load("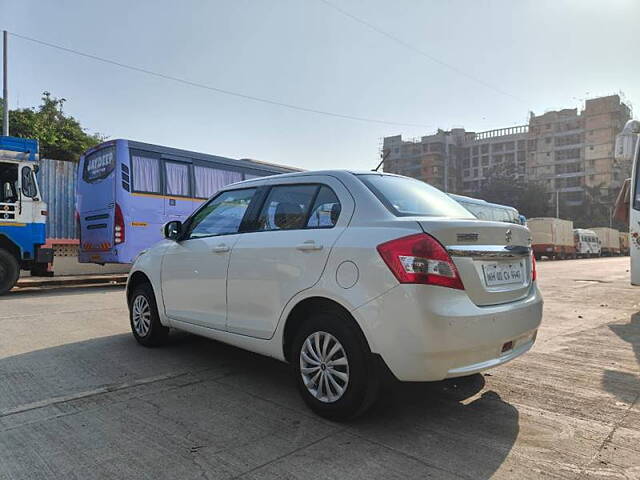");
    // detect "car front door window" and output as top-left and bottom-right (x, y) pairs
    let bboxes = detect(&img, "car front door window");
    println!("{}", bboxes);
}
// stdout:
(187, 188), (256, 238)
